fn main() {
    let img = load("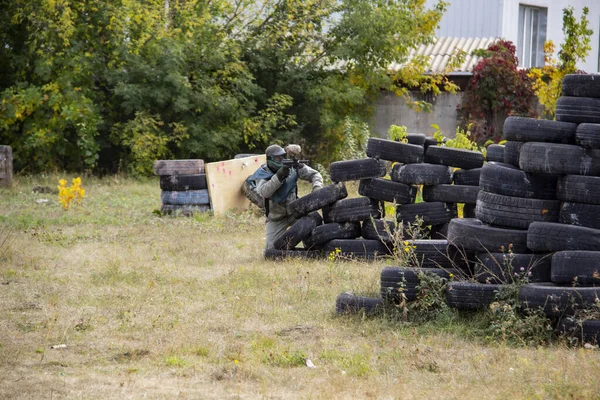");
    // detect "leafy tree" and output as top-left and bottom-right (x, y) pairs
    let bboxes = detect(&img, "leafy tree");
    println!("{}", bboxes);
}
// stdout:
(458, 40), (537, 144)
(528, 6), (593, 119)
